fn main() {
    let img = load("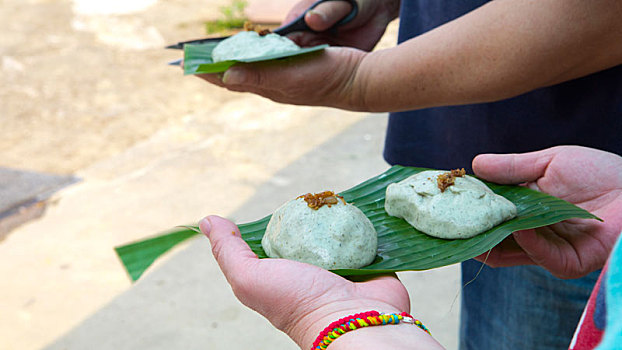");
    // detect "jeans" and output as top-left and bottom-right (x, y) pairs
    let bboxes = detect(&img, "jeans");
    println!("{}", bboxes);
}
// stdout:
(460, 259), (600, 350)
